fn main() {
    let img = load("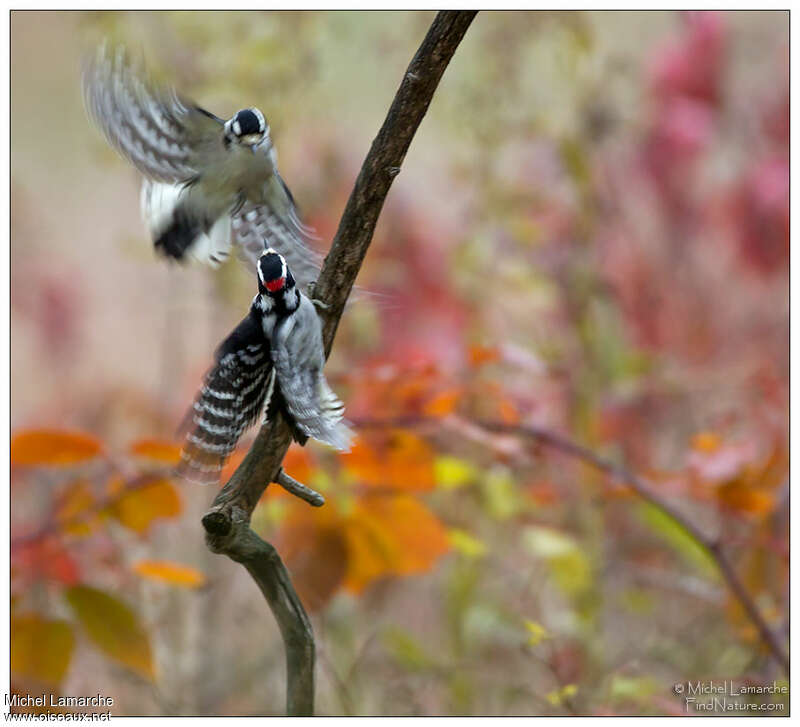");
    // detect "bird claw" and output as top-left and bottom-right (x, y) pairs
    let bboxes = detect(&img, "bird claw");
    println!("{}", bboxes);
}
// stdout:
(307, 281), (330, 310)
